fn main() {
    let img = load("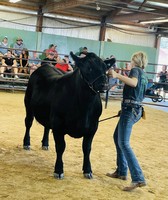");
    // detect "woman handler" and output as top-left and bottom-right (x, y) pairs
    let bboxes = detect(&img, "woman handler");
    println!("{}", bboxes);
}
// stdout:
(106, 51), (148, 191)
